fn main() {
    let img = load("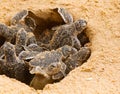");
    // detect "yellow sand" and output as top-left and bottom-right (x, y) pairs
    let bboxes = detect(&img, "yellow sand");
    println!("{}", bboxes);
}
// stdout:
(0, 0), (120, 94)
